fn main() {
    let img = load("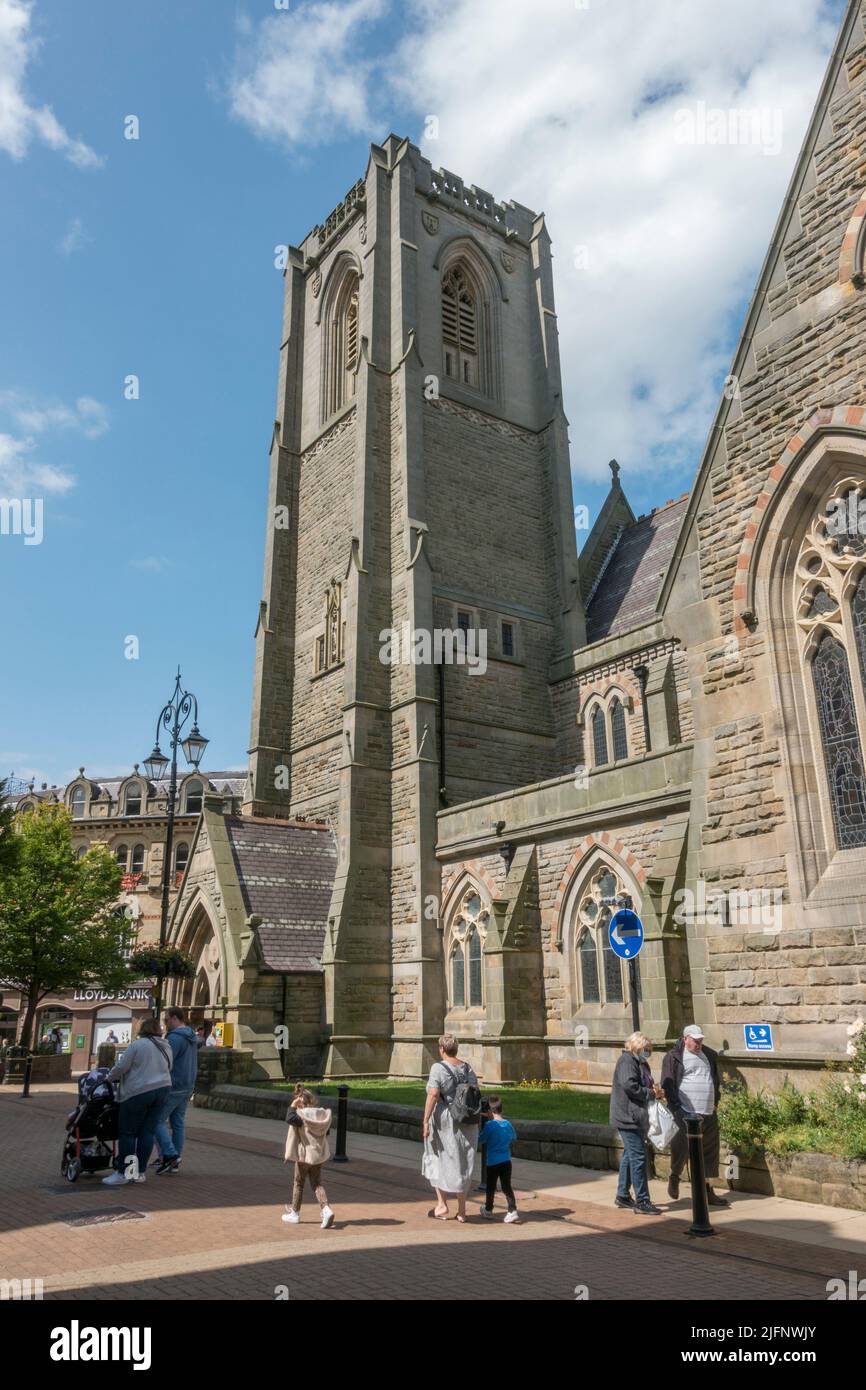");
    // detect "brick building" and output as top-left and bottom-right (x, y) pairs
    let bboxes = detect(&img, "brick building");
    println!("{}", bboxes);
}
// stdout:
(1, 768), (244, 1069)
(170, 0), (866, 1086)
